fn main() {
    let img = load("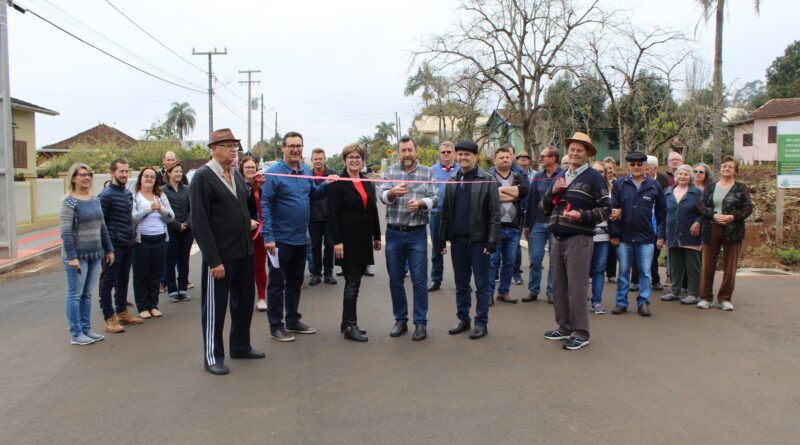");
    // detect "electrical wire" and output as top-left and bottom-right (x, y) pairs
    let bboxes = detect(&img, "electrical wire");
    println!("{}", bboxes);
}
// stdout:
(13, 3), (207, 94)
(215, 94), (249, 123)
(103, 0), (207, 75)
